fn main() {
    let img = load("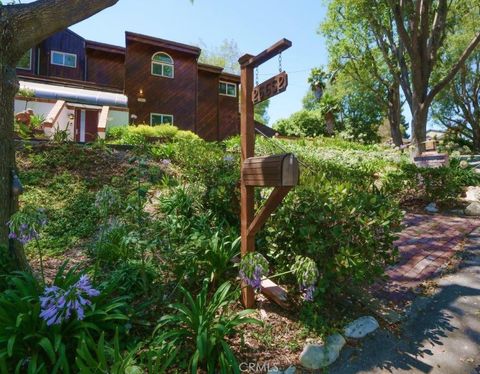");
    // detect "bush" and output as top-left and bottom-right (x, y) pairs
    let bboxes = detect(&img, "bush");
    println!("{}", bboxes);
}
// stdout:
(106, 124), (200, 145)
(382, 159), (480, 204)
(261, 175), (403, 296)
(106, 126), (128, 141)
(273, 110), (326, 137)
